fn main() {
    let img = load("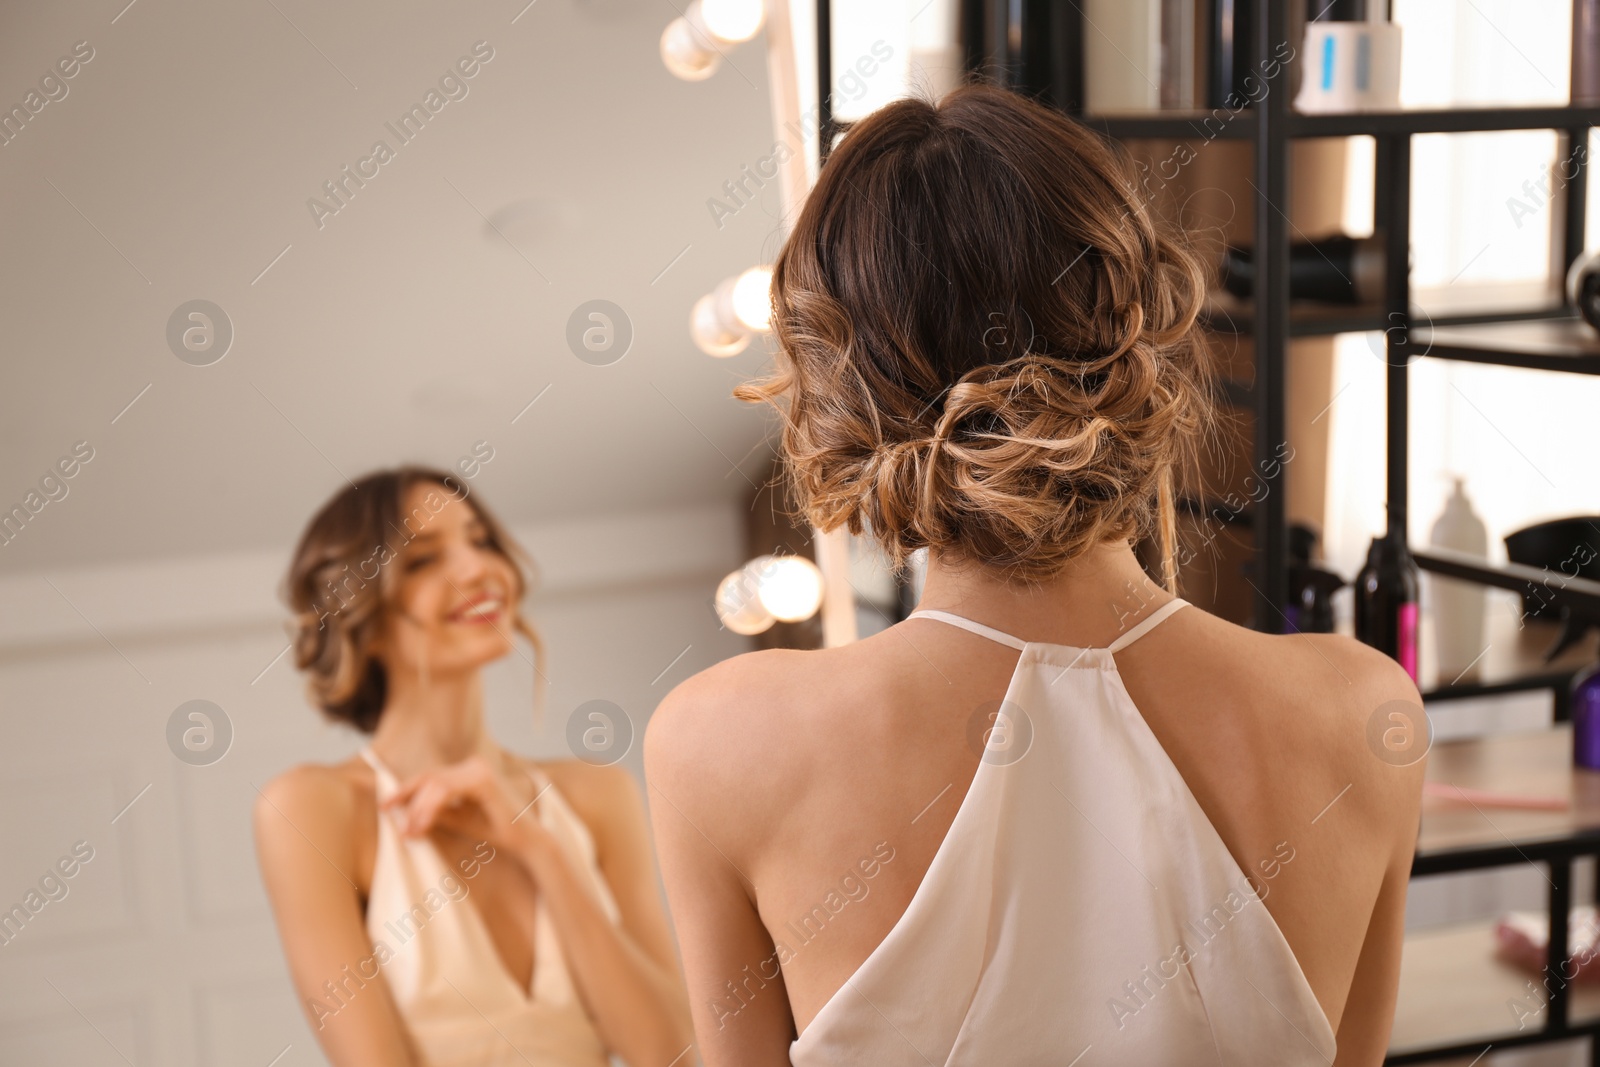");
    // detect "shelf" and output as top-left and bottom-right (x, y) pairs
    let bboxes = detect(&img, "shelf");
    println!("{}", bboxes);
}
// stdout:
(1388, 916), (1600, 1061)
(1414, 725), (1600, 873)
(1084, 105), (1600, 145)
(1419, 304), (1581, 331)
(1417, 317), (1600, 376)
(1083, 111), (1256, 141)
(1292, 104), (1600, 138)
(1201, 295), (1387, 337)
(1202, 297), (1576, 340)
(1395, 727), (1600, 1061)
(1425, 668), (1579, 707)
(1415, 547), (1600, 618)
